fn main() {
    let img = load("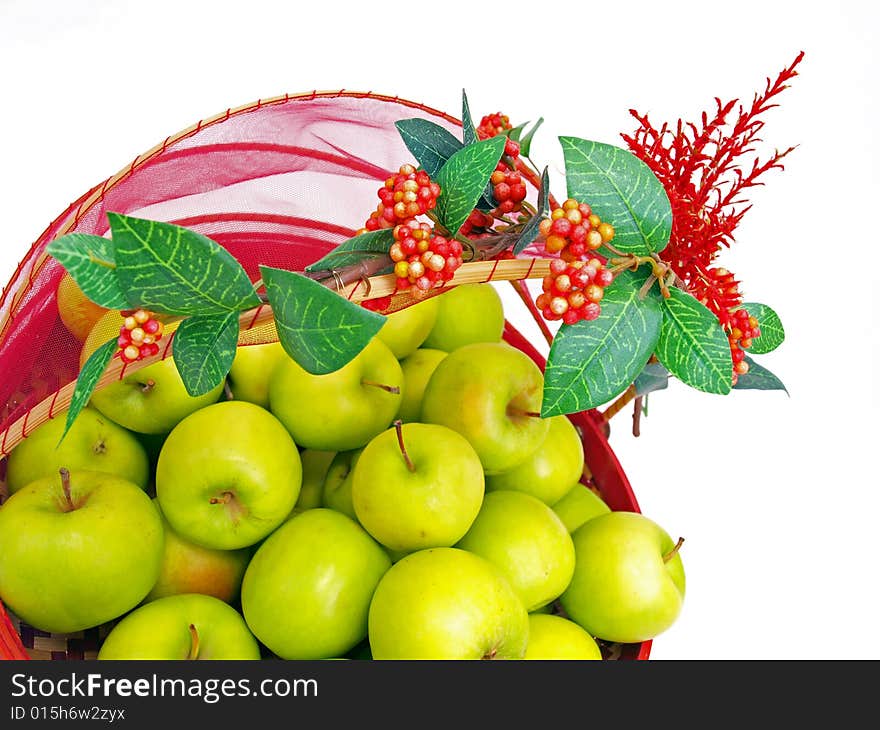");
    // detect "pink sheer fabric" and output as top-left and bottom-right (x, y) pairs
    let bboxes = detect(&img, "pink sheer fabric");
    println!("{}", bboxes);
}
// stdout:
(0, 93), (461, 448)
